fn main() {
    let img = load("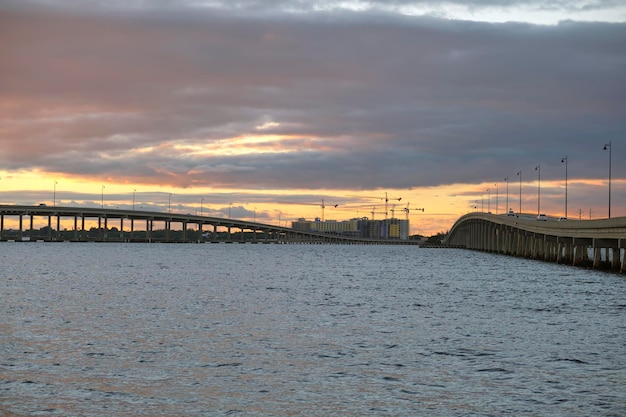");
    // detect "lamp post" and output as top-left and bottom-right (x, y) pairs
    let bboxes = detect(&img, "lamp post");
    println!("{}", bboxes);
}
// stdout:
(603, 141), (612, 218)
(494, 183), (498, 215)
(487, 189), (490, 213)
(168, 193), (172, 213)
(535, 164), (541, 215)
(201, 197), (204, 216)
(229, 202), (232, 219)
(517, 171), (522, 214)
(504, 176), (509, 213)
(53, 180), (58, 208)
(561, 156), (568, 218)
(133, 189), (136, 211)
(254, 207), (257, 222)
(101, 185), (105, 209)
